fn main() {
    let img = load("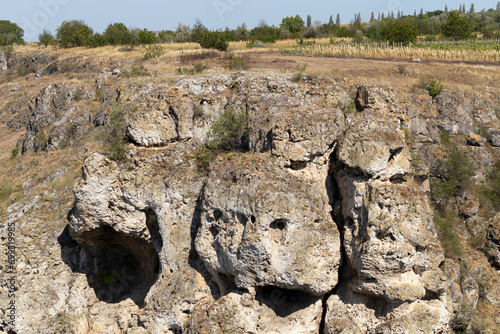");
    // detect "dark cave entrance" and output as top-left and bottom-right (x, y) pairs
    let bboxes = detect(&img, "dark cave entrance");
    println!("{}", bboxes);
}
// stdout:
(60, 207), (163, 307)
